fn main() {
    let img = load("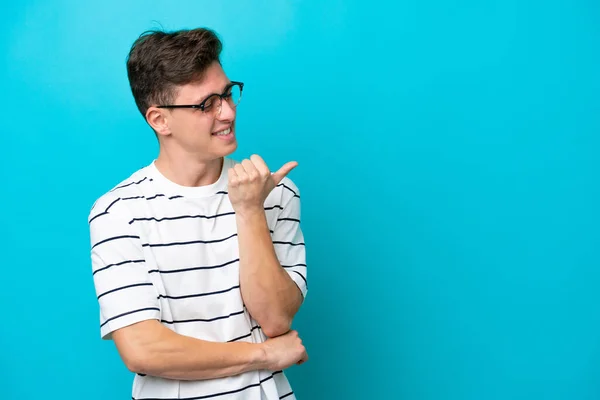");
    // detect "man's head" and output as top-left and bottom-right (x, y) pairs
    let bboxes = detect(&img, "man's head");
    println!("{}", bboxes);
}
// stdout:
(126, 27), (240, 161)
